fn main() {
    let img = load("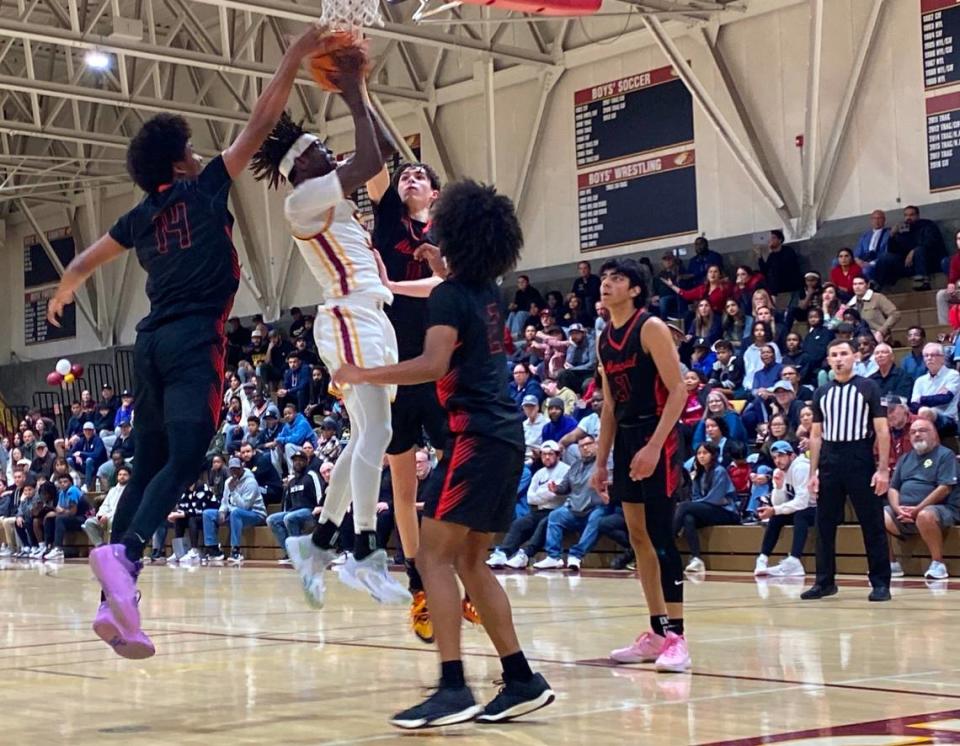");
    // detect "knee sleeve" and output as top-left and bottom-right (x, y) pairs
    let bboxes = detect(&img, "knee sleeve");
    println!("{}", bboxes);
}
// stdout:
(646, 499), (684, 604)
